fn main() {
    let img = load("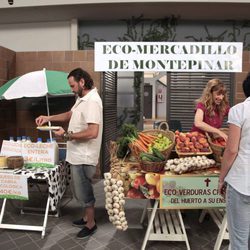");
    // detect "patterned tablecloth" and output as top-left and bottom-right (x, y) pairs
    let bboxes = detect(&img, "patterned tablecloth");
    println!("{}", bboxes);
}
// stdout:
(13, 163), (68, 211)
